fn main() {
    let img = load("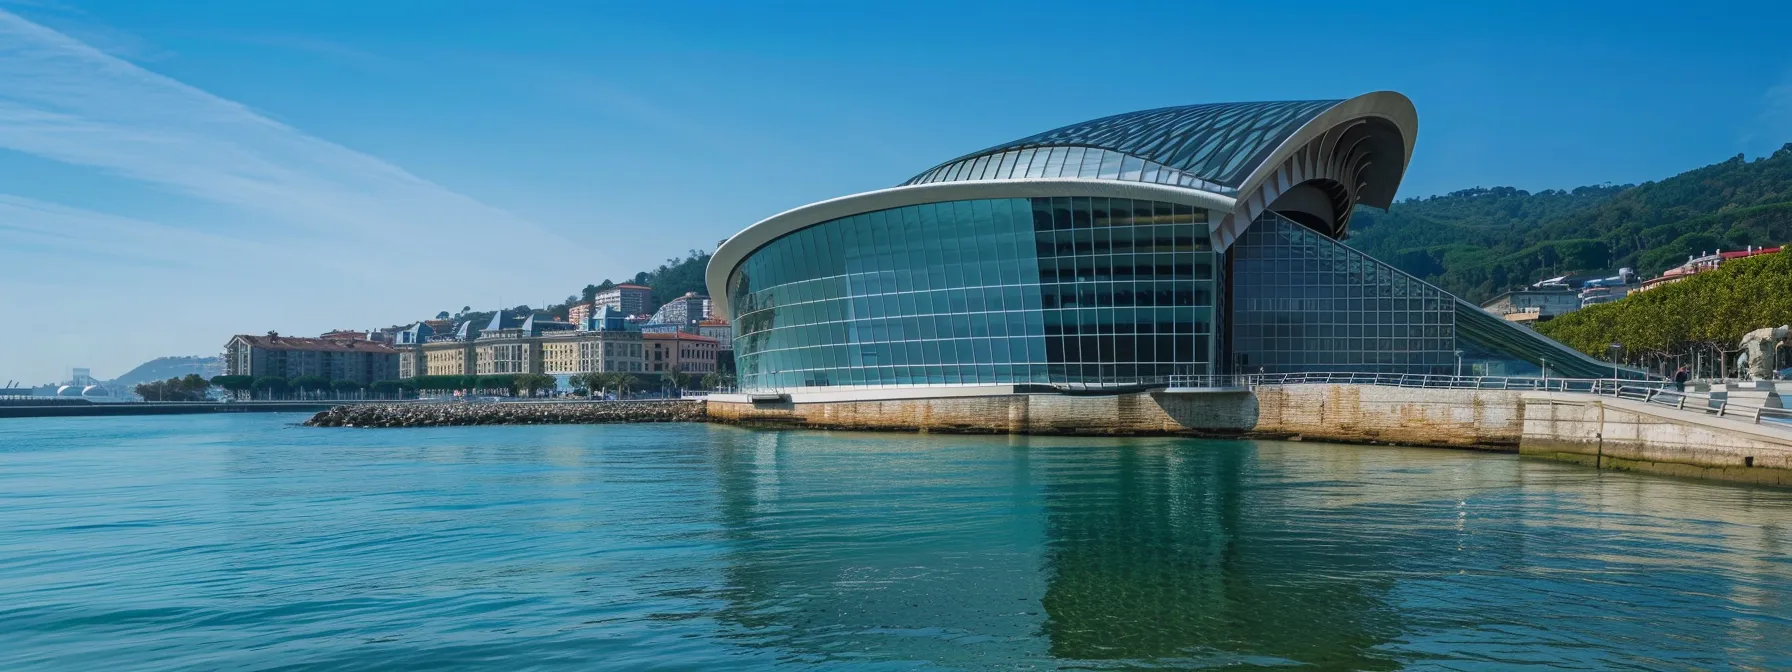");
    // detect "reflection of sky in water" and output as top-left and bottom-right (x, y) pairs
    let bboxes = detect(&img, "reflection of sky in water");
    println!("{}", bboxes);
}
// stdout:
(1, 416), (1787, 670)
